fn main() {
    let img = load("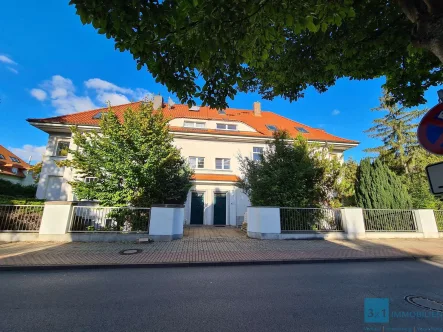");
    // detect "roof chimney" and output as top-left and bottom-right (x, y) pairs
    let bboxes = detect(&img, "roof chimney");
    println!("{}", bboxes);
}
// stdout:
(153, 95), (163, 110)
(253, 101), (261, 117)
